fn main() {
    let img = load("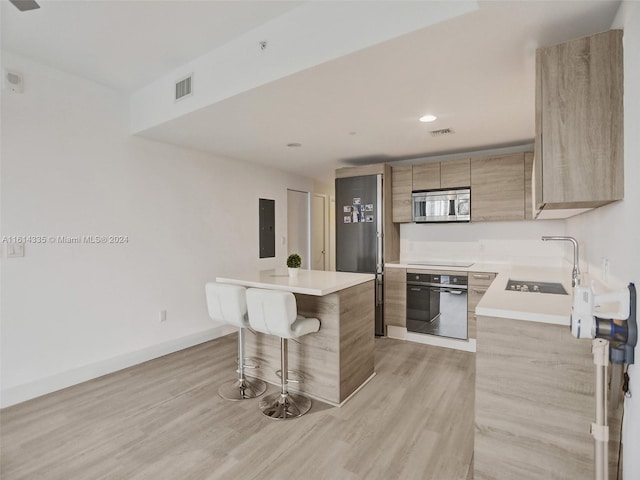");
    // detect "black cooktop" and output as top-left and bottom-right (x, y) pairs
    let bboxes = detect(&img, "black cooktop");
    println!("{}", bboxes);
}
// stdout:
(505, 279), (568, 295)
